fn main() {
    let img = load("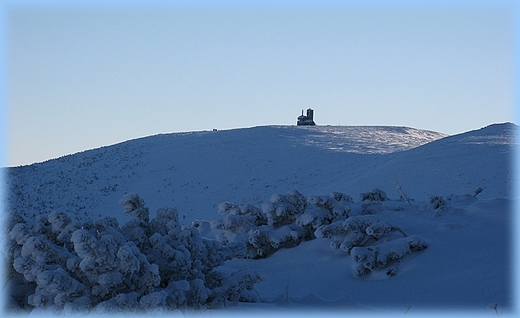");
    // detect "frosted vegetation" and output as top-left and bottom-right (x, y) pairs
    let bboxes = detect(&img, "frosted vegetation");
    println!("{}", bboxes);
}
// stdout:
(7, 193), (261, 313)
(7, 186), (491, 314)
